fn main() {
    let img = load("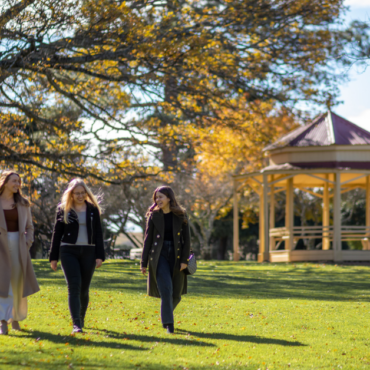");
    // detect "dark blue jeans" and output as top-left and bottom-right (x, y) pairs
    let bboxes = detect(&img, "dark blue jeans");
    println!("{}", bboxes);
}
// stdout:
(60, 245), (96, 327)
(156, 241), (181, 326)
